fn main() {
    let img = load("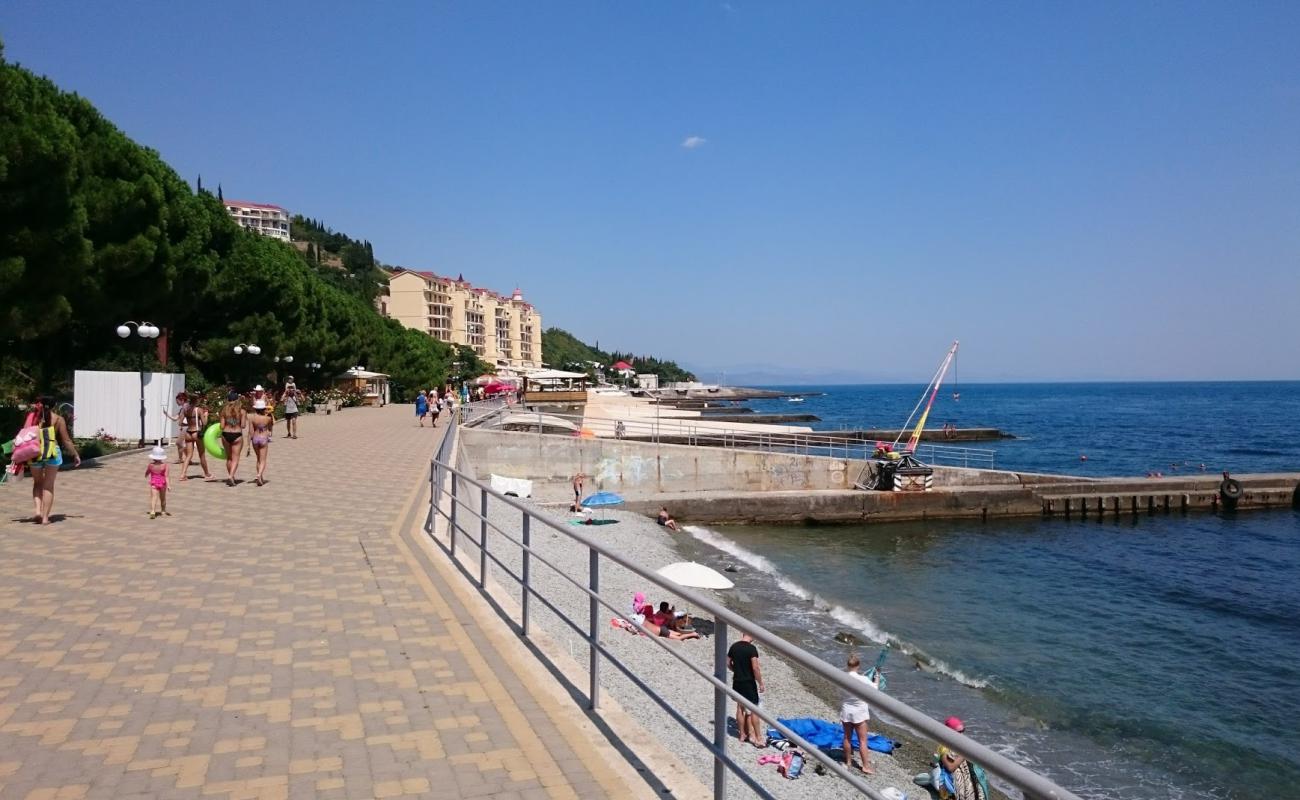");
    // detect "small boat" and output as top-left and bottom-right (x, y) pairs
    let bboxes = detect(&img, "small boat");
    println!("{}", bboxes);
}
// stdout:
(787, 396), (805, 403)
